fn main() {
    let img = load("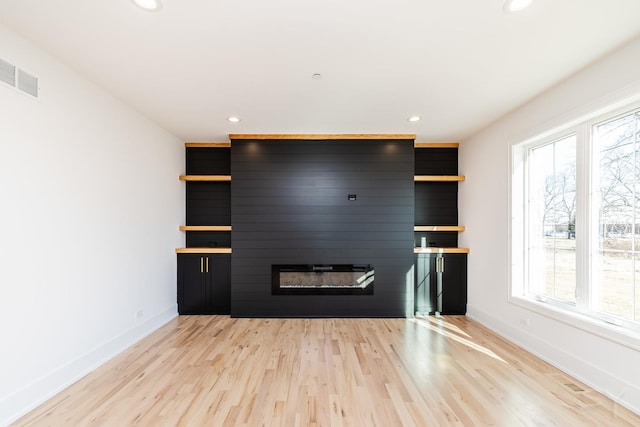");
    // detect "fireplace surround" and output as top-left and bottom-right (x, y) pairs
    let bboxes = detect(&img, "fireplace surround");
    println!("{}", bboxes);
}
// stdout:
(230, 137), (414, 316)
